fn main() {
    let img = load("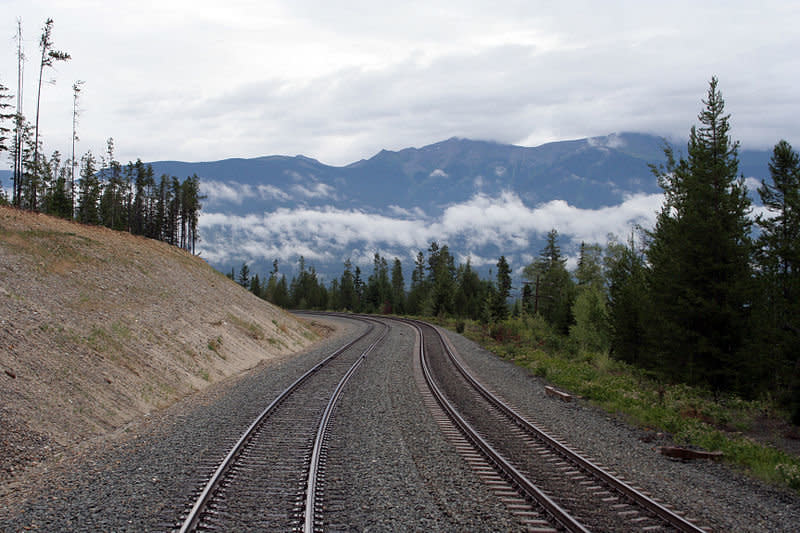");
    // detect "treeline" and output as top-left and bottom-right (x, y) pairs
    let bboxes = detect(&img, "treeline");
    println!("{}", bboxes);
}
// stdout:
(0, 18), (202, 252)
(237, 78), (799, 421)
(233, 245), (514, 322)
